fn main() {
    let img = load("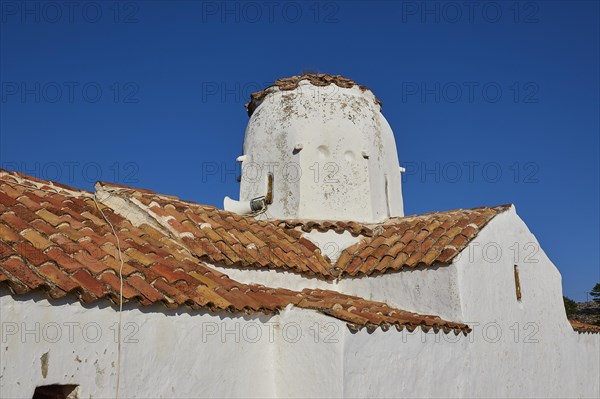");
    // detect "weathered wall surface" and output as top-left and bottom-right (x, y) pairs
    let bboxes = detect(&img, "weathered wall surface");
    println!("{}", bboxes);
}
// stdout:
(452, 206), (600, 398)
(339, 207), (599, 398)
(204, 206), (600, 398)
(1, 289), (598, 399)
(240, 81), (403, 222)
(1, 206), (598, 398)
(209, 257), (462, 322)
(0, 290), (278, 398)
